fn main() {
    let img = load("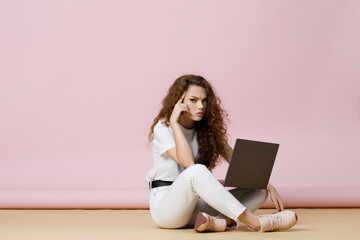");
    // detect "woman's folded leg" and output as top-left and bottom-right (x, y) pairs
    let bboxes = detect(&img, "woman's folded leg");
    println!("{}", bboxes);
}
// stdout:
(151, 164), (247, 229)
(186, 188), (268, 227)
